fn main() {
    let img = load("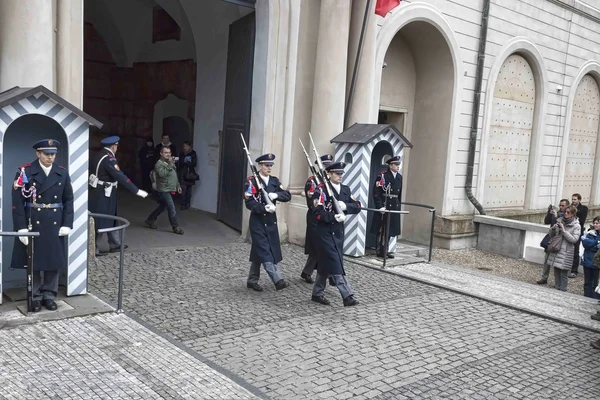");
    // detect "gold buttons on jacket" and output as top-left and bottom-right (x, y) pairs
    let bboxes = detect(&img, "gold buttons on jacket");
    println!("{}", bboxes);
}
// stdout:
(54, 195), (57, 199)
(54, 209), (57, 213)
(37, 208), (41, 211)
(58, 182), (61, 185)
(38, 195), (41, 198)
(36, 221), (40, 225)
(32, 183), (36, 186)
(54, 222), (57, 225)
